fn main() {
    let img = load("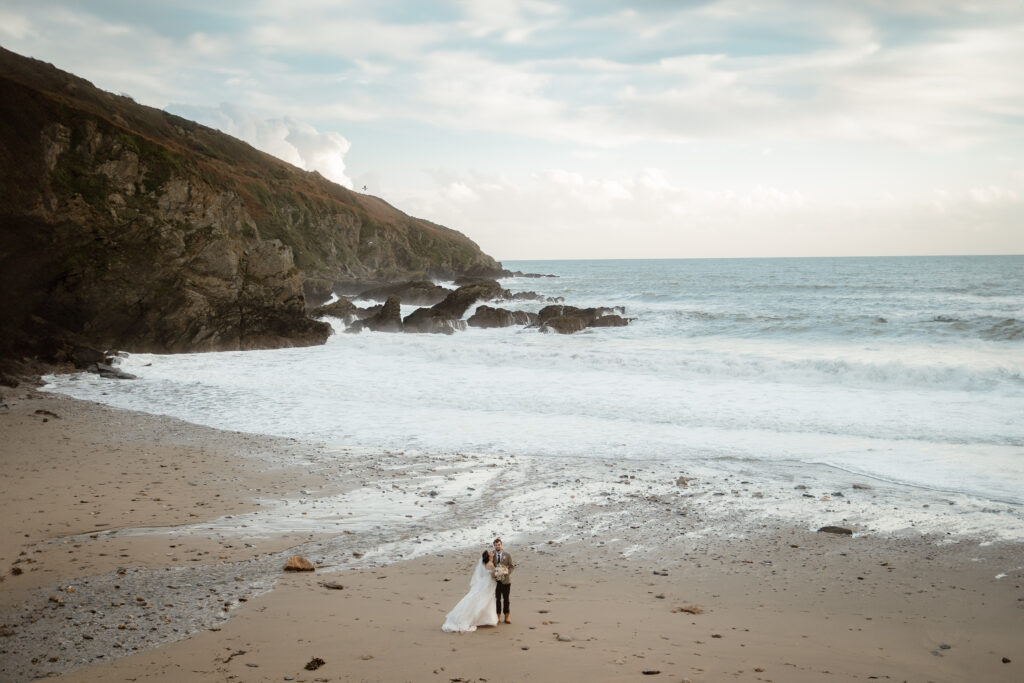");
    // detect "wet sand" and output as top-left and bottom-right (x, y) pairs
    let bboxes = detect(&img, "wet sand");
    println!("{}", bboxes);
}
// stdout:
(1, 388), (1021, 682)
